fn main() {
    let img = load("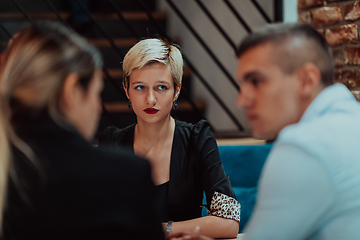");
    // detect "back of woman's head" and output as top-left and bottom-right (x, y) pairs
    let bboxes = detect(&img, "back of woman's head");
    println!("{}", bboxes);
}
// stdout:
(0, 21), (102, 124)
(122, 38), (183, 90)
(0, 22), (102, 231)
